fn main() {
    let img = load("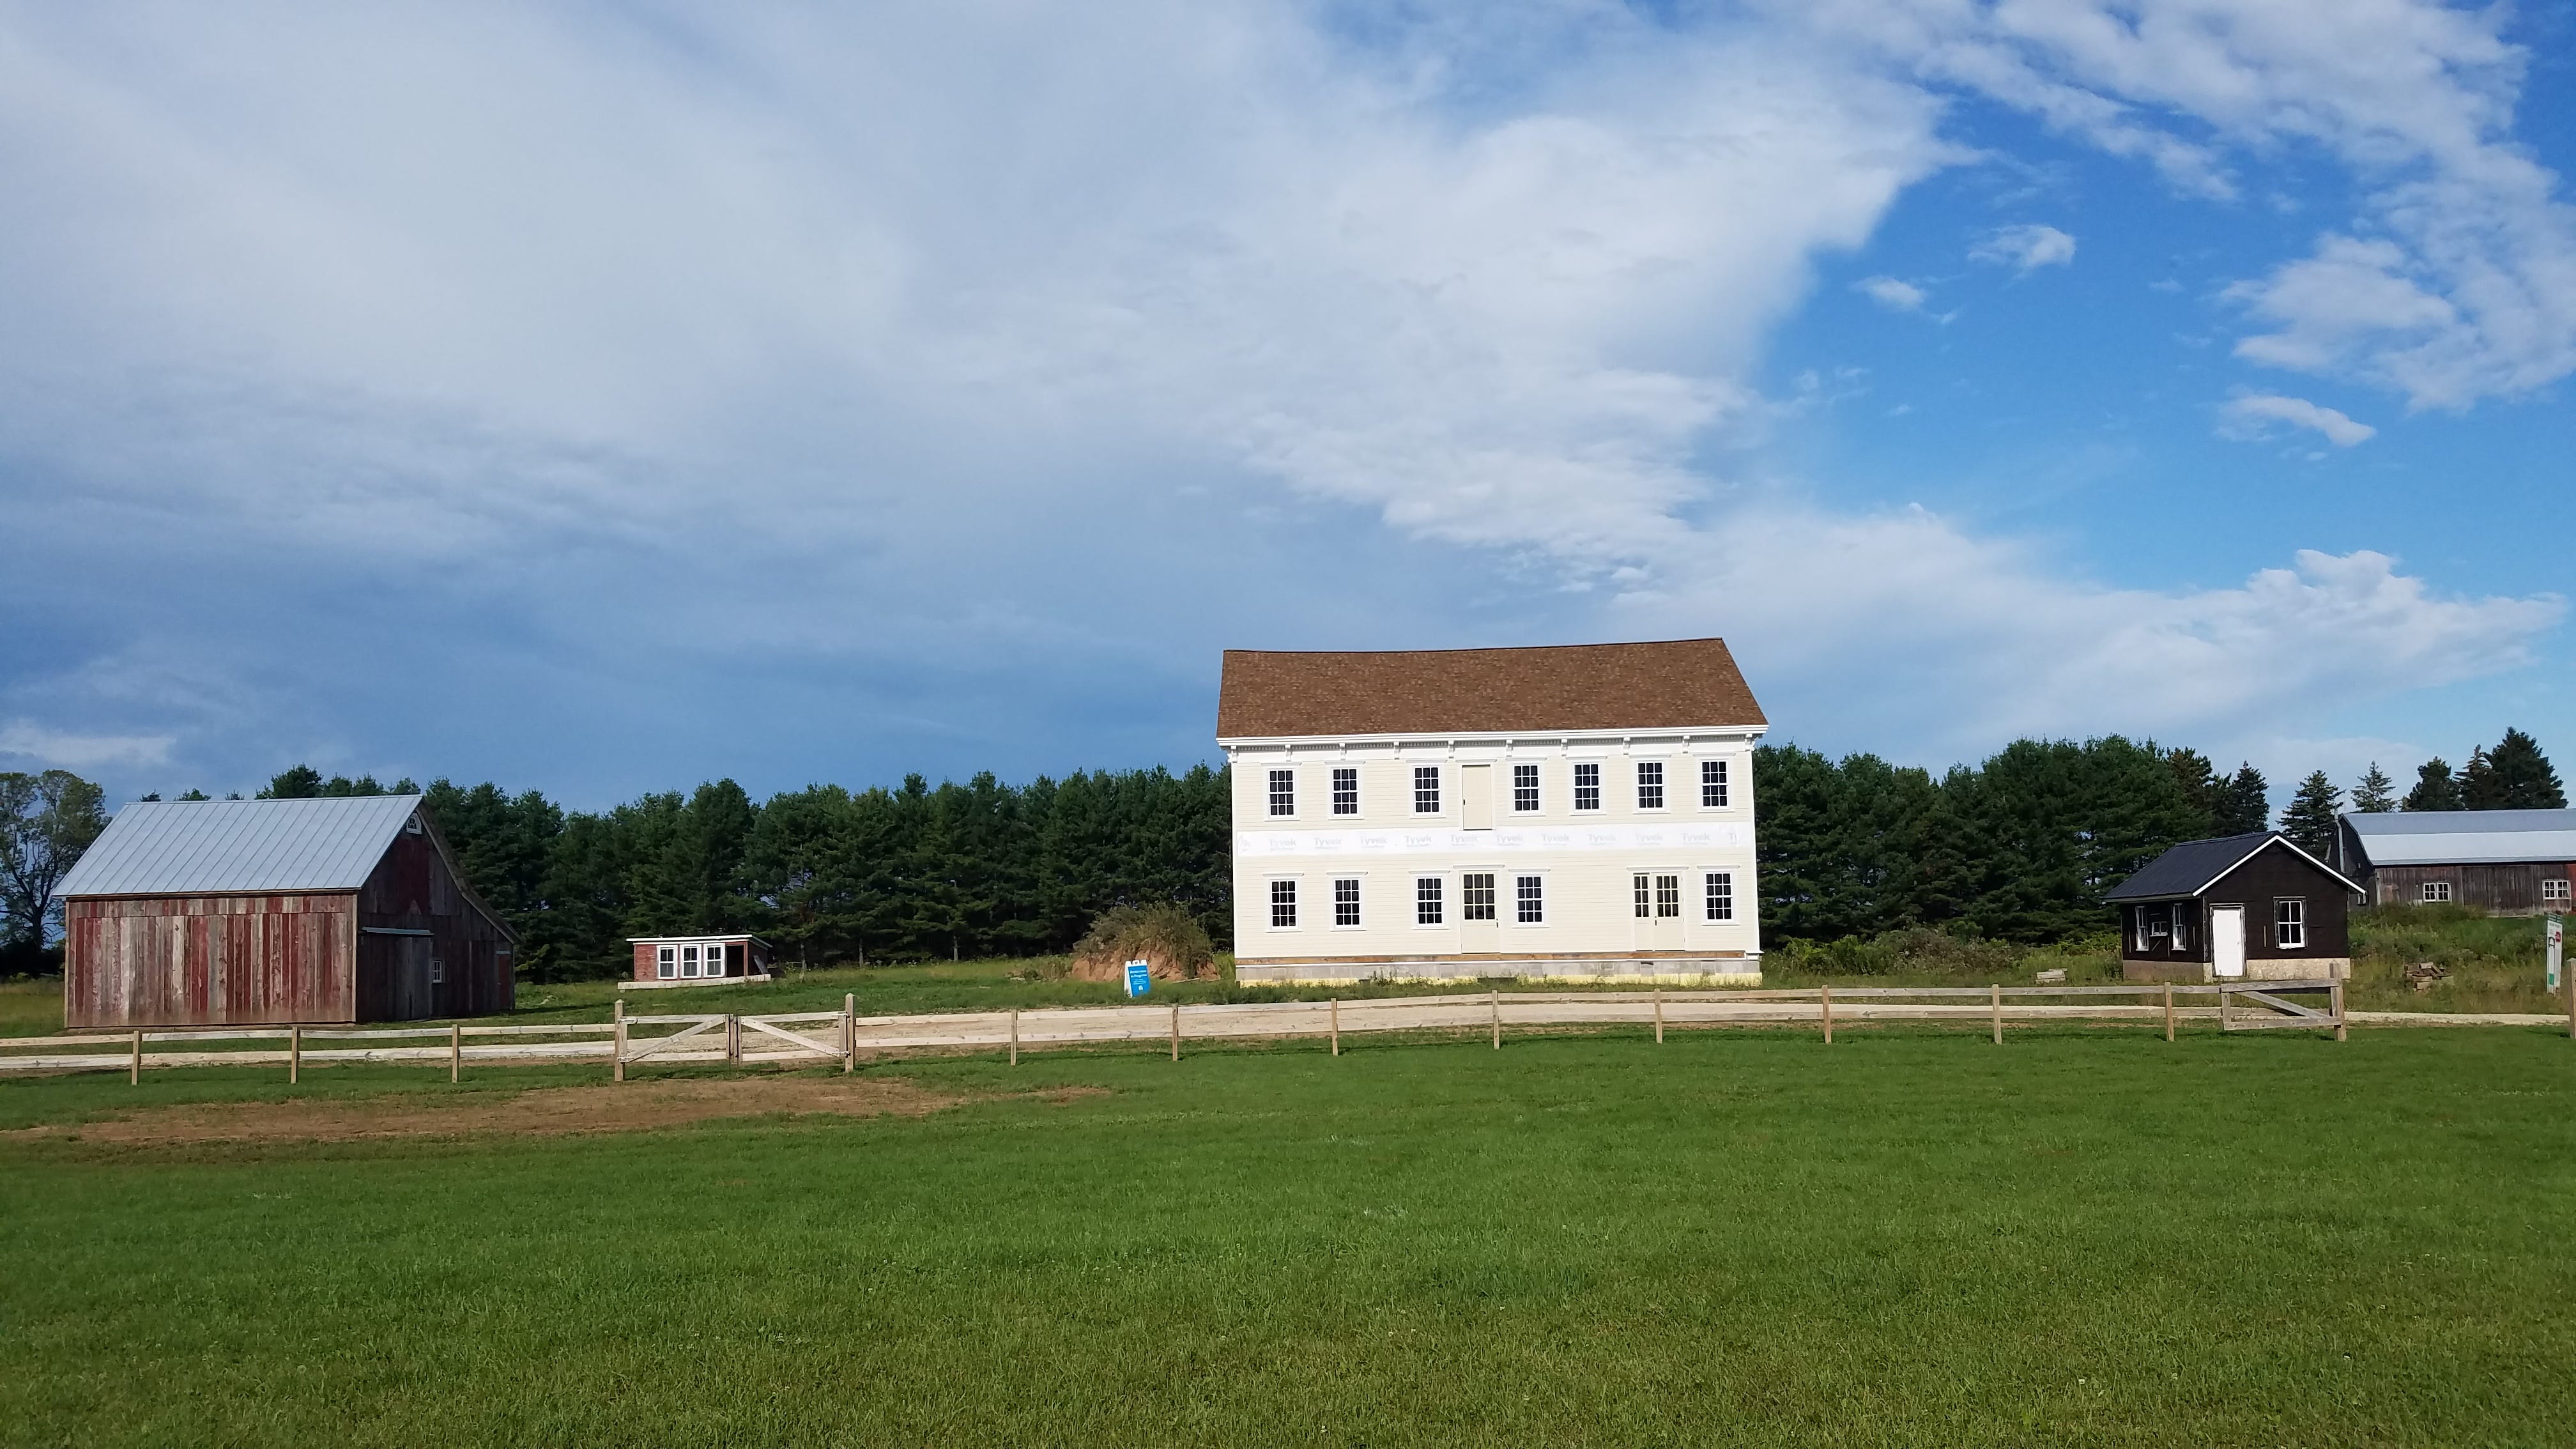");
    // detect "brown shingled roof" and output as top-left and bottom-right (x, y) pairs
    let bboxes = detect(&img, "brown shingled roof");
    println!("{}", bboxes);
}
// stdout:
(1217, 639), (1766, 739)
